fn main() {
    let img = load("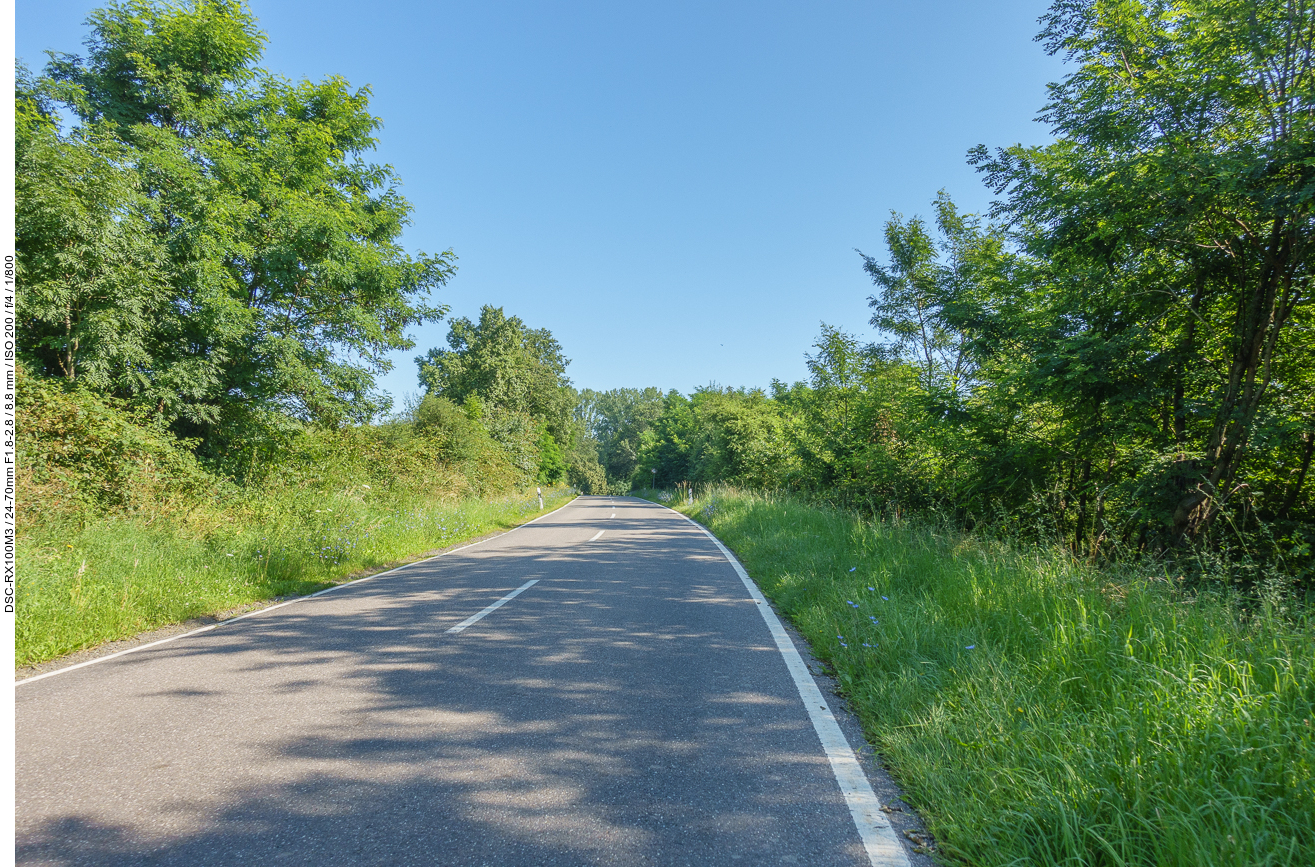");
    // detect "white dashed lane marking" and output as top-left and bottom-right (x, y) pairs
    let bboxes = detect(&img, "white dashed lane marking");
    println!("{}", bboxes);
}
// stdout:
(445, 580), (539, 634)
